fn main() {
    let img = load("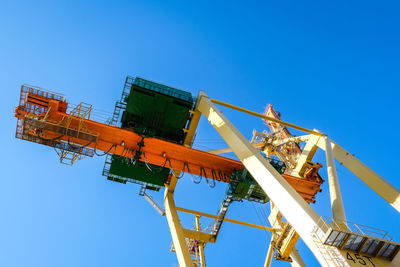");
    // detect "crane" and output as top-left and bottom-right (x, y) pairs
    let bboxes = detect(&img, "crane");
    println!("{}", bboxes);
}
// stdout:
(14, 77), (400, 266)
